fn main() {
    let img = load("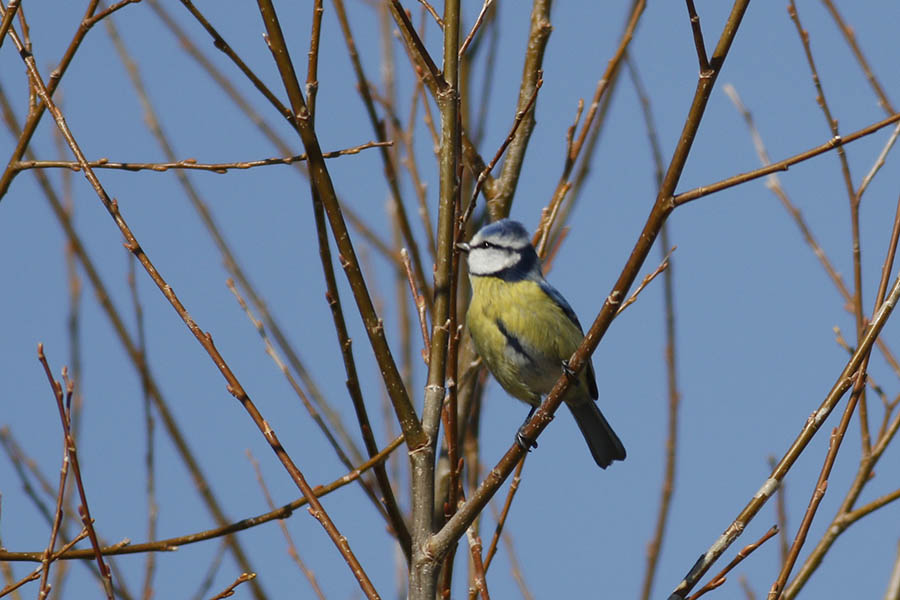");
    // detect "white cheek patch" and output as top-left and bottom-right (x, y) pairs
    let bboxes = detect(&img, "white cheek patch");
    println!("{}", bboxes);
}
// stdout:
(468, 248), (518, 275)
